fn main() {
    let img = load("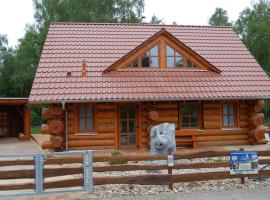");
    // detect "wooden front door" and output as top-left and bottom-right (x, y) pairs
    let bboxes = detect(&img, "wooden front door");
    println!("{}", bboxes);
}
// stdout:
(0, 111), (8, 137)
(118, 105), (137, 149)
